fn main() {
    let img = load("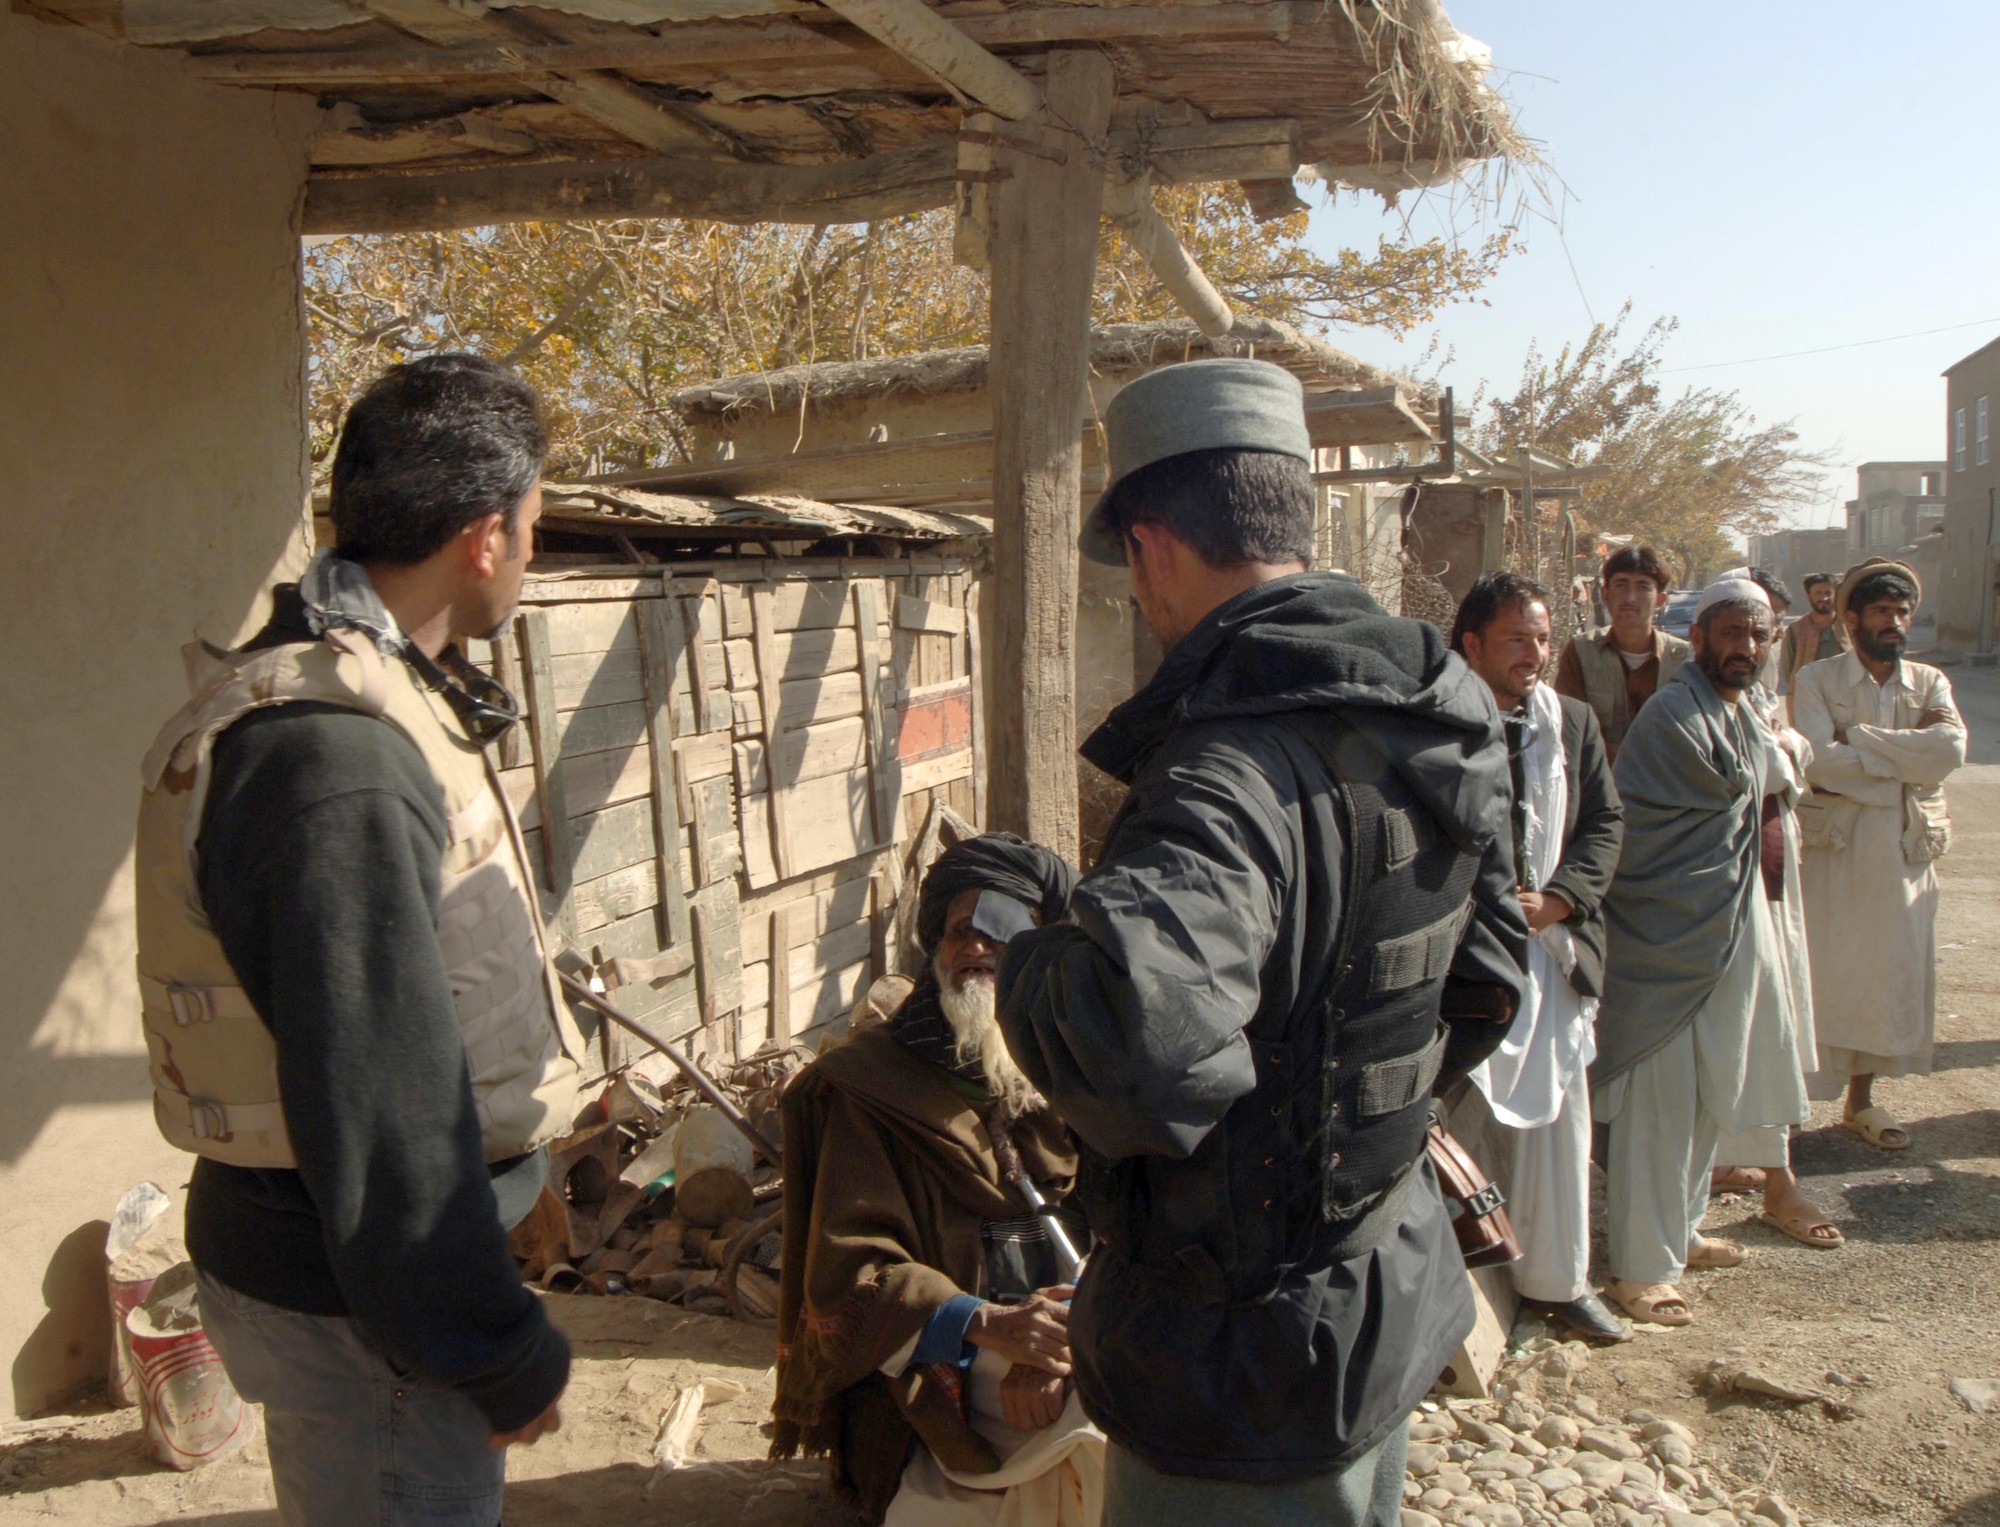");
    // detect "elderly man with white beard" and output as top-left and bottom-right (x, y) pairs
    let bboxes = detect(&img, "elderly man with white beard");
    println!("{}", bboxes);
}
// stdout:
(772, 833), (1103, 1527)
